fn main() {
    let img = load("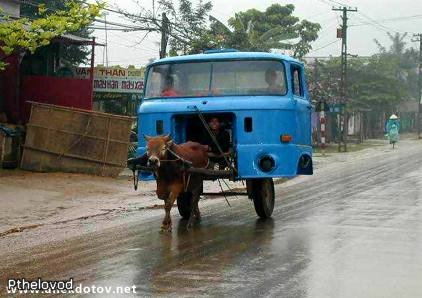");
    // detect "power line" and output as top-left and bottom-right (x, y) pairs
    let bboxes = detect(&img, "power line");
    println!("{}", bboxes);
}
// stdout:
(315, 0), (335, 7)
(133, 31), (154, 48)
(315, 15), (341, 25)
(357, 11), (410, 35)
(305, 10), (333, 21)
(107, 30), (158, 52)
(18, 2), (153, 33)
(315, 0), (348, 8)
(17, 0), (160, 59)
(350, 14), (422, 27)
(105, 58), (149, 63)
(93, 19), (153, 31)
(89, 26), (144, 31)
(324, 0), (349, 7)
(353, 14), (392, 34)
(102, 2), (207, 39)
(95, 37), (157, 54)
(309, 40), (340, 54)
(98, 5), (196, 44)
